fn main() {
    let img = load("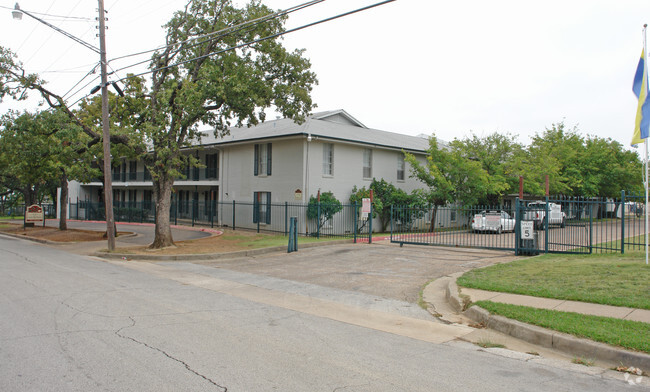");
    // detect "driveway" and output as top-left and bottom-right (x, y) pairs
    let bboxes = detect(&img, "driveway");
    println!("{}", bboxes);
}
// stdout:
(197, 242), (520, 303)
